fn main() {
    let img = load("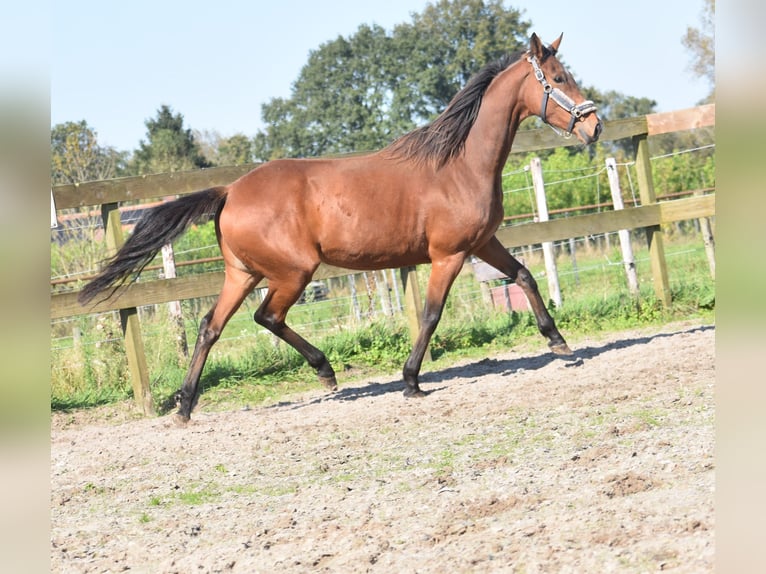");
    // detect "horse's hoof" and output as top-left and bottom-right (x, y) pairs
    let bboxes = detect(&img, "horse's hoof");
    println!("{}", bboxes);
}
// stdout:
(319, 375), (338, 392)
(172, 412), (190, 427)
(549, 342), (574, 356)
(403, 387), (427, 398)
